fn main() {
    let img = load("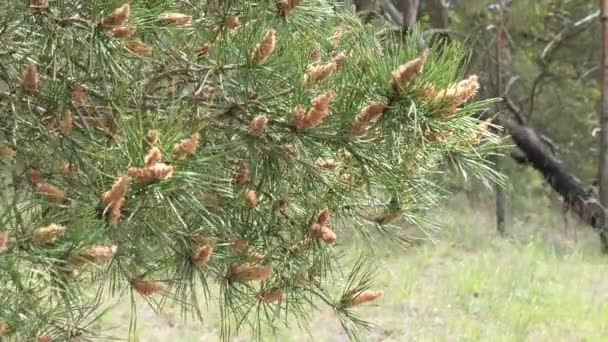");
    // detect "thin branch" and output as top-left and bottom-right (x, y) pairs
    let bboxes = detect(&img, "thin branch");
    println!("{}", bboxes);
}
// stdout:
(422, 28), (467, 38)
(527, 72), (554, 120)
(500, 75), (526, 124)
(540, 11), (599, 65)
(503, 75), (520, 96)
(578, 66), (600, 83)
(145, 69), (196, 95)
(502, 94), (525, 124)
(55, 16), (92, 27)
